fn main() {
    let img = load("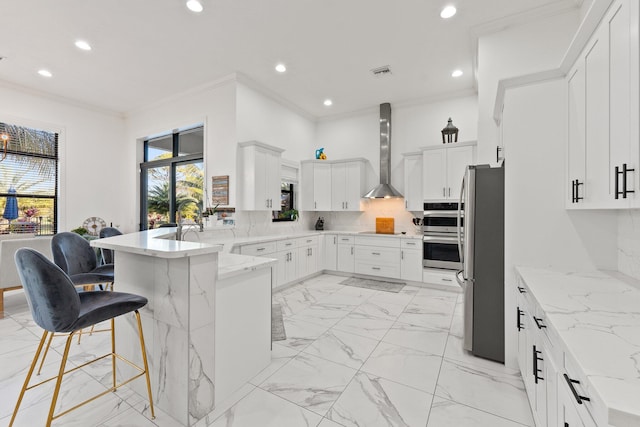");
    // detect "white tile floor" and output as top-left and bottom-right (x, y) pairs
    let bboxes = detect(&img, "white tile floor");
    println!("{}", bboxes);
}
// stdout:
(0, 274), (534, 426)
